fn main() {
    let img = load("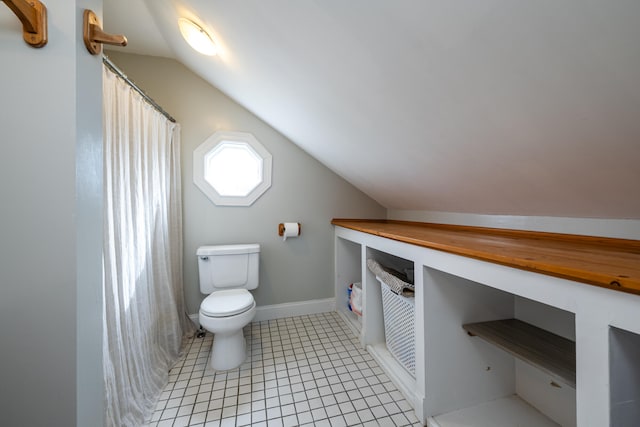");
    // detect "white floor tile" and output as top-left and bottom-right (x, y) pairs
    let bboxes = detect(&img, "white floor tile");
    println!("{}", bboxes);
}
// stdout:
(144, 312), (418, 427)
